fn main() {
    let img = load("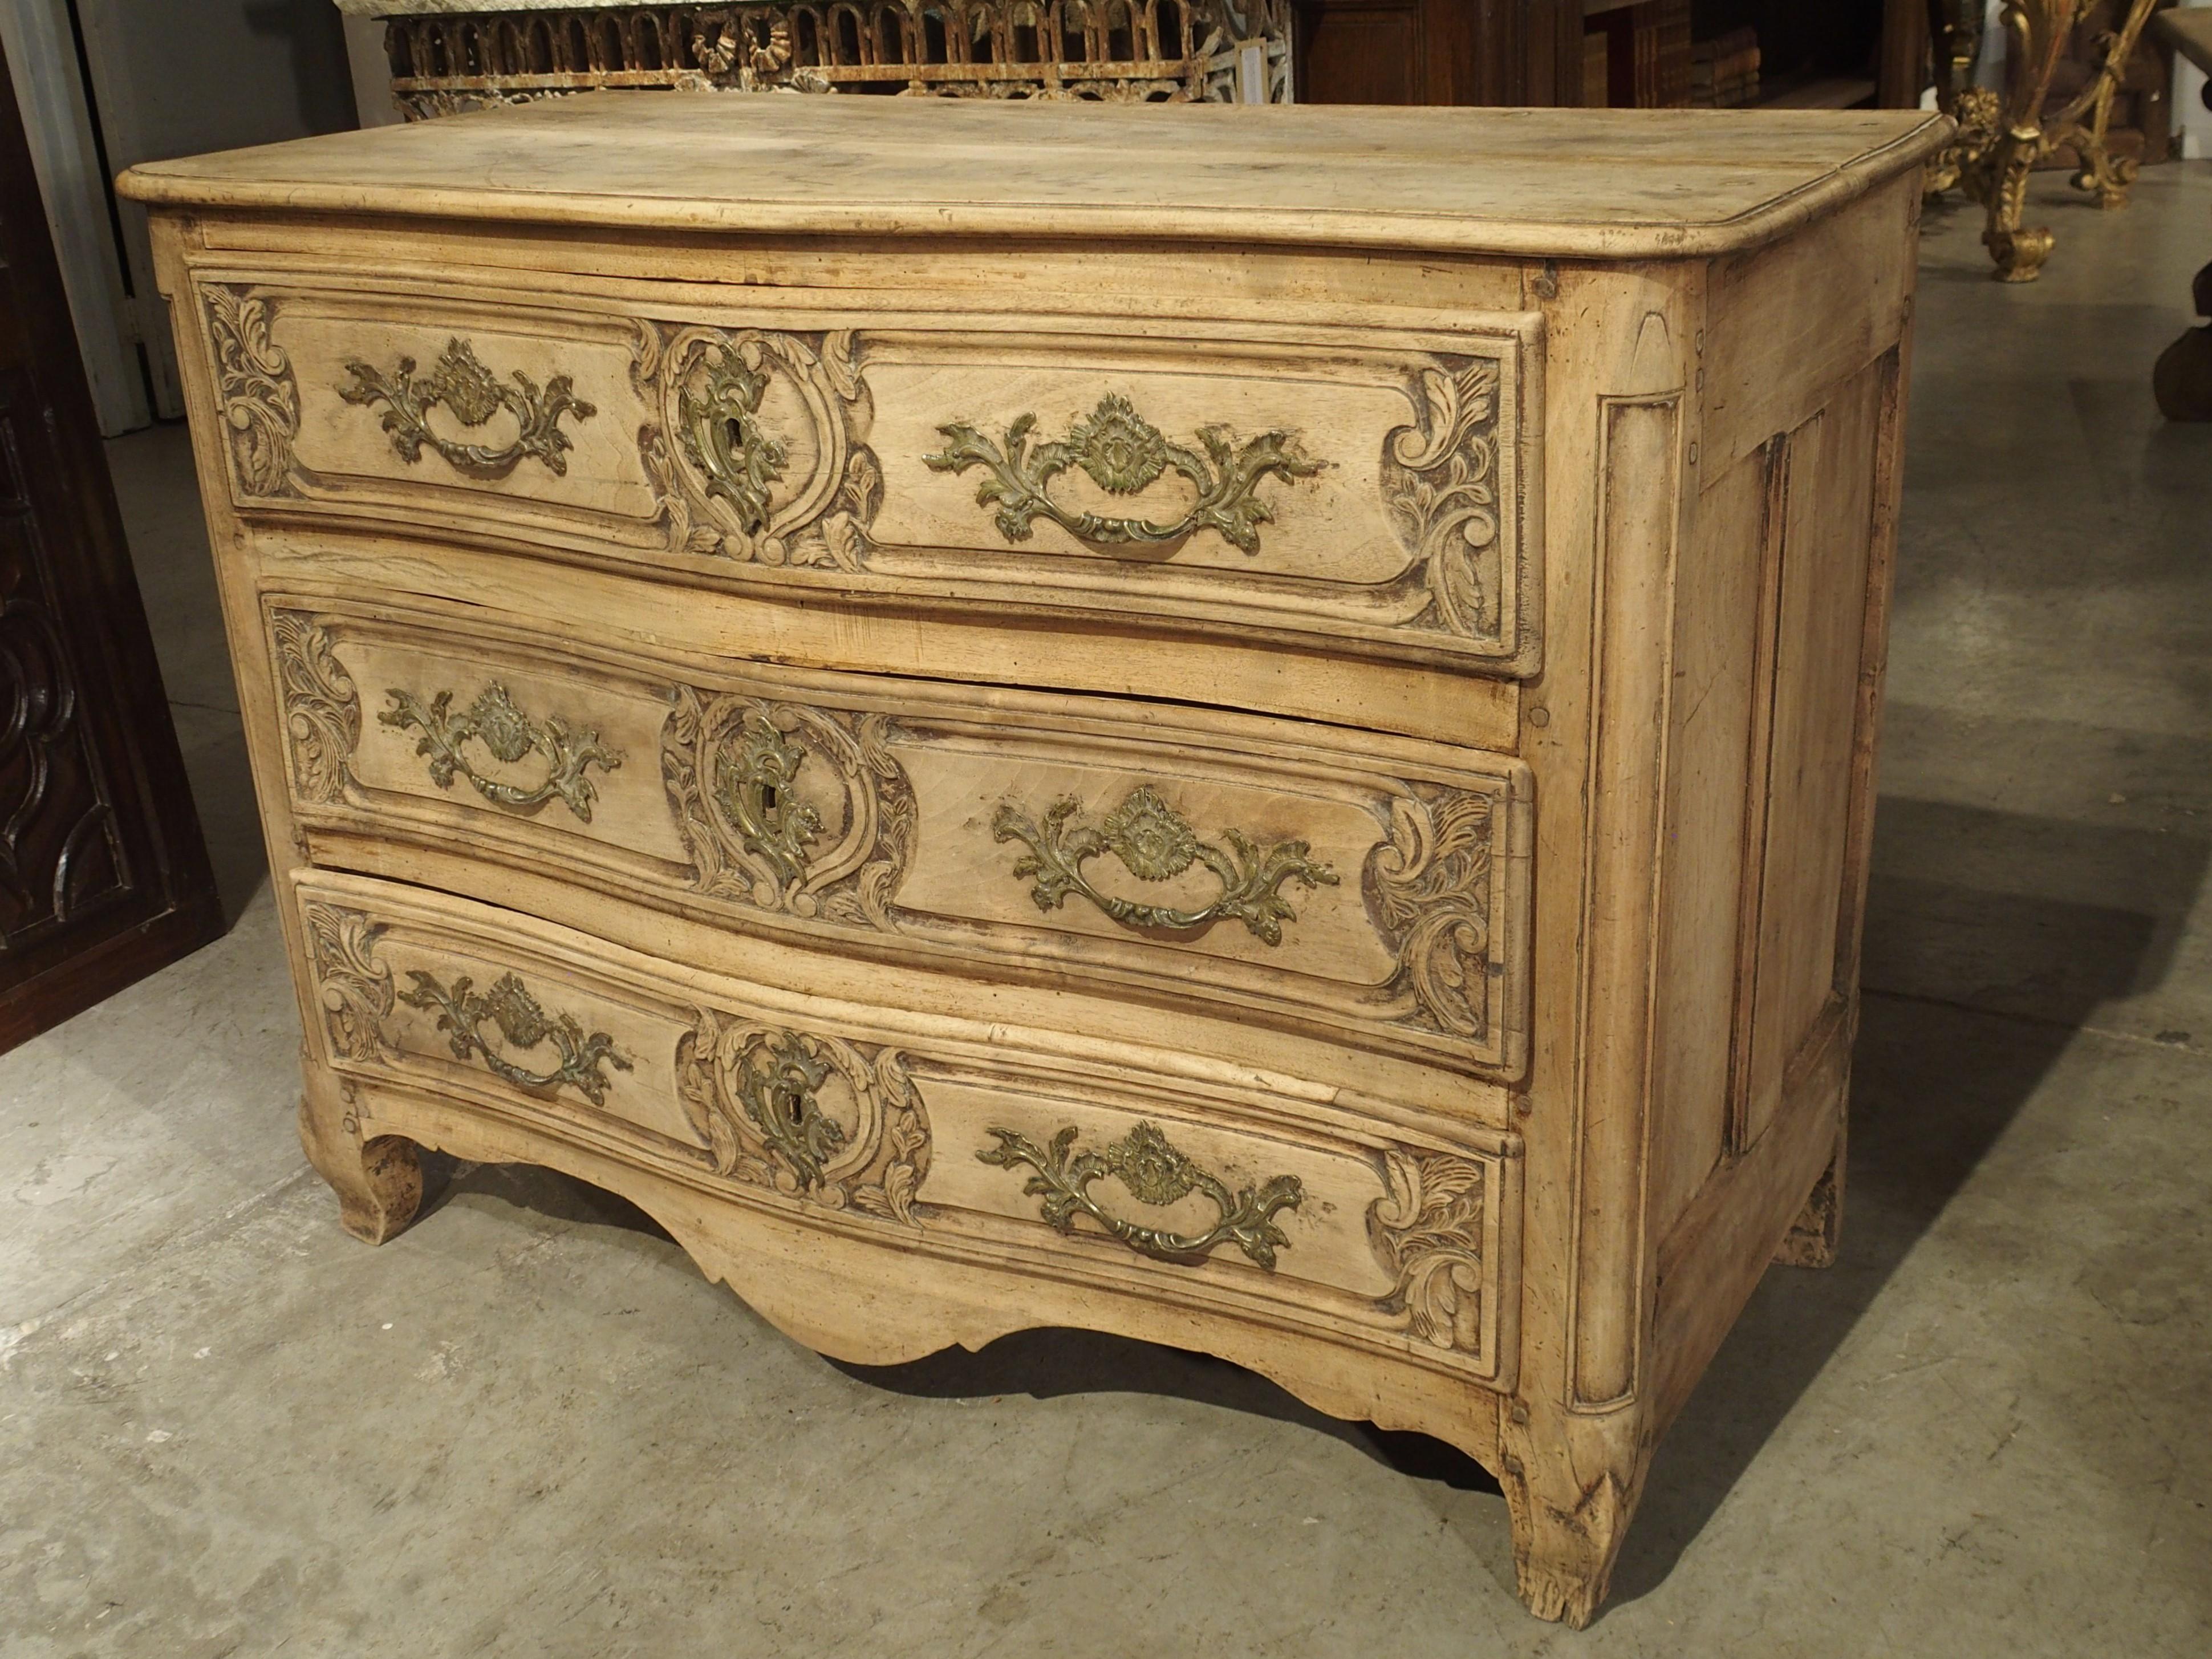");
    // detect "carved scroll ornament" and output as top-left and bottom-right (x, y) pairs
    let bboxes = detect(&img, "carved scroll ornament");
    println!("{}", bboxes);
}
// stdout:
(1367, 785), (1497, 1041)
(978, 1120), (1302, 1269)
(341, 338), (596, 480)
(1387, 360), (1503, 642)
(1367, 1149), (1488, 1357)
(677, 1013), (929, 1222)
(203, 286), (301, 497)
(926, 393), (1322, 553)
(993, 785), (1337, 945)
(272, 614), (360, 805)
(301, 902), (394, 1064)
(380, 682), (621, 824)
